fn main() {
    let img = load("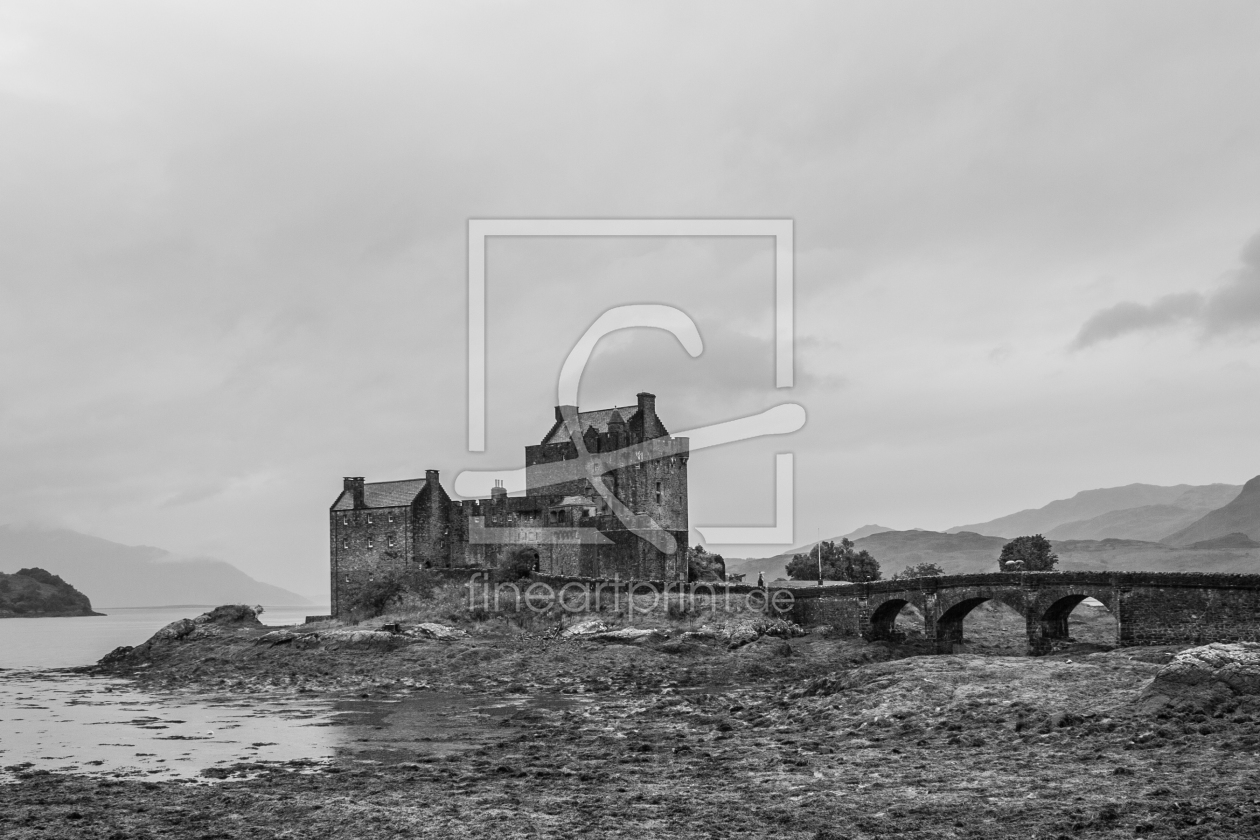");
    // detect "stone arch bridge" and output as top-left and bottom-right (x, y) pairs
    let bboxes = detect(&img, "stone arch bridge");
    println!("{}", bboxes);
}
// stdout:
(782, 572), (1260, 655)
